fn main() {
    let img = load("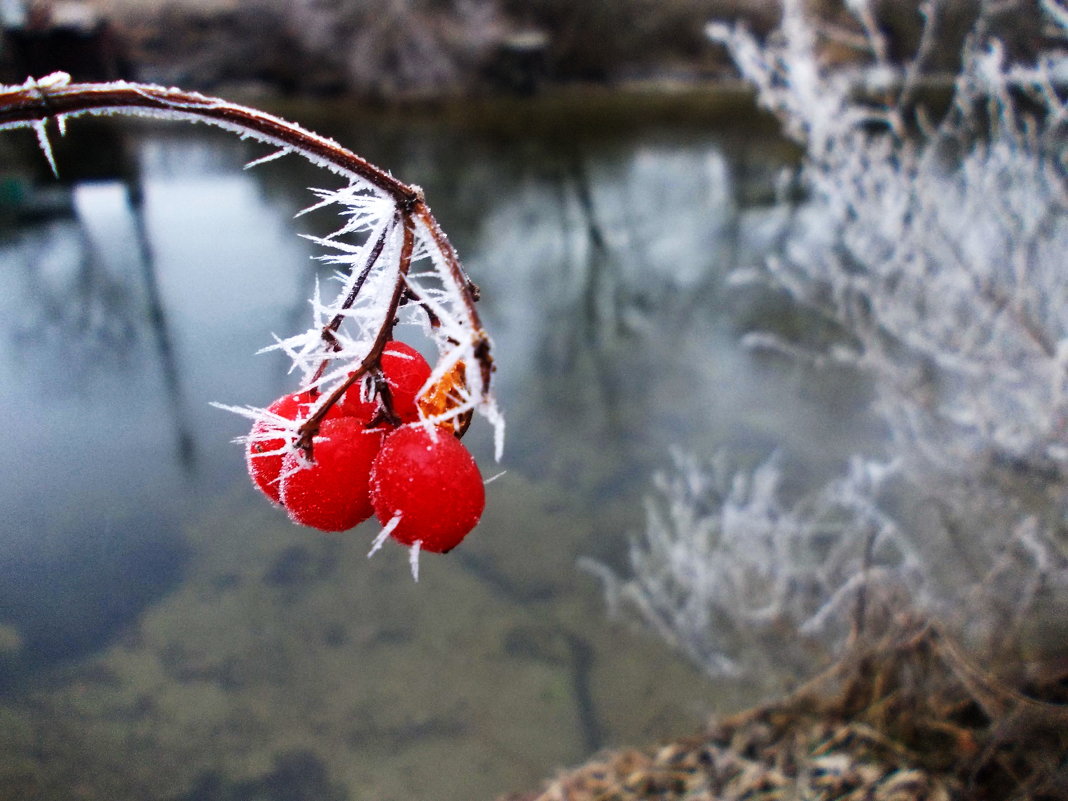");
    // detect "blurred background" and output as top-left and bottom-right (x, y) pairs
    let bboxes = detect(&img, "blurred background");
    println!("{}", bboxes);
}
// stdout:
(0, 0), (1046, 96)
(0, 2), (1061, 800)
